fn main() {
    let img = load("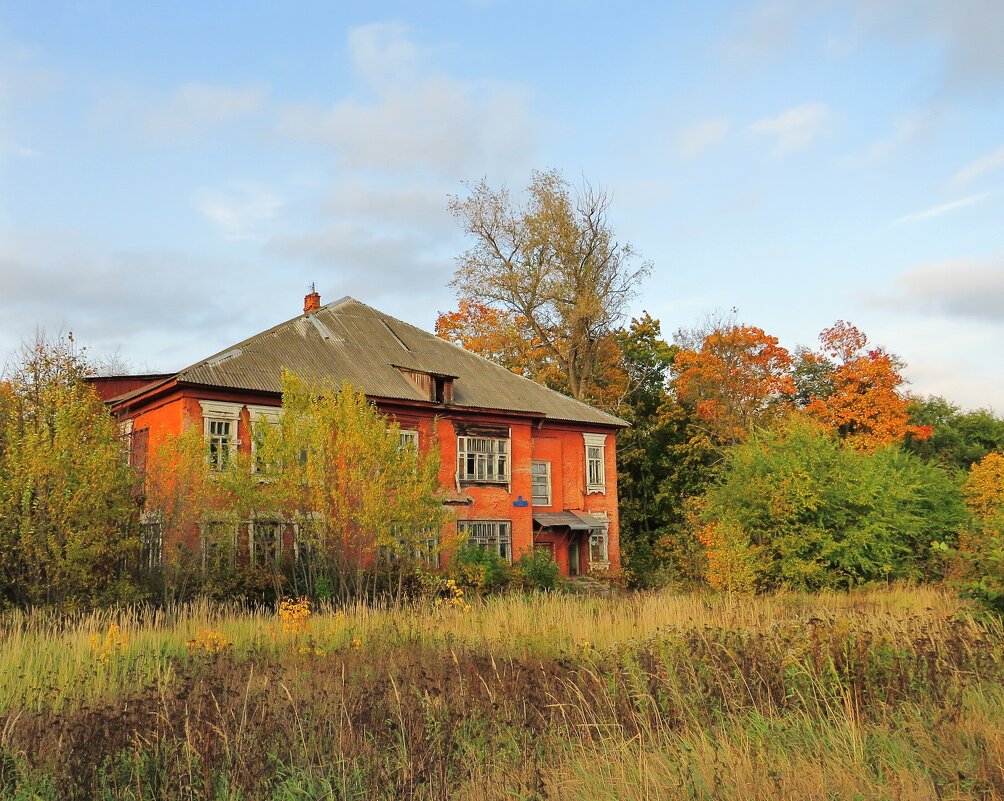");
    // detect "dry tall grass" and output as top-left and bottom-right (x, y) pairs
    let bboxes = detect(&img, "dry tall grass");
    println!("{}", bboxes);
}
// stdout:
(0, 585), (1001, 800)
